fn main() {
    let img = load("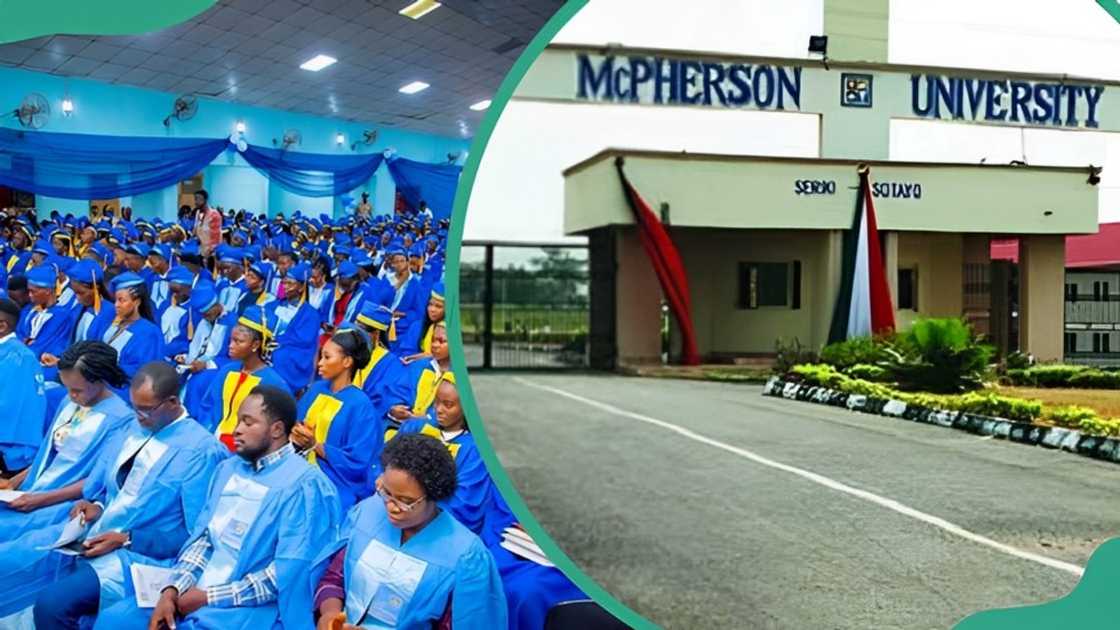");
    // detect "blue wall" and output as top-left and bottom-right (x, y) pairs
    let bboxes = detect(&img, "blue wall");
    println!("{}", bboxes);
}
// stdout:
(0, 66), (469, 220)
